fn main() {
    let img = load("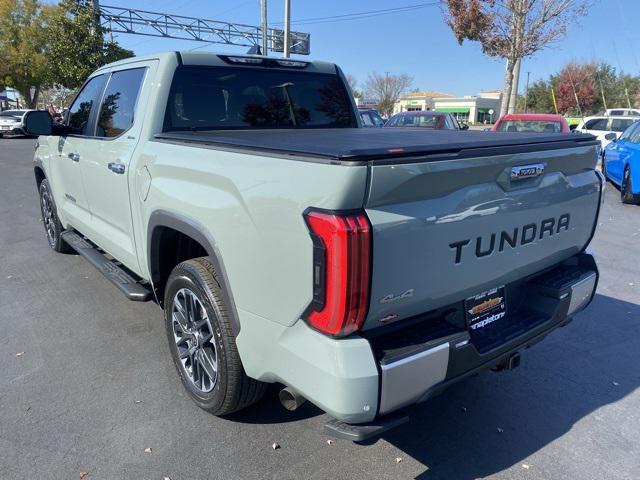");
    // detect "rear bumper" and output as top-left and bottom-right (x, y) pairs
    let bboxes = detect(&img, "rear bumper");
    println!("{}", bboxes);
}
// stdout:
(237, 253), (597, 426)
(372, 252), (598, 416)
